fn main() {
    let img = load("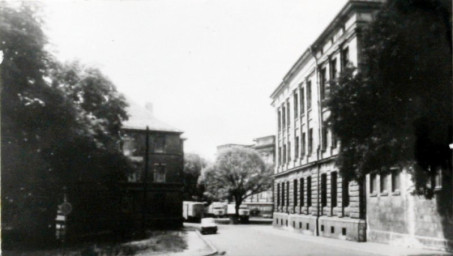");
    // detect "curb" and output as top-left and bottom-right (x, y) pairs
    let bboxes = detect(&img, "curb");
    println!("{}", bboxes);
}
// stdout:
(194, 230), (219, 256)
